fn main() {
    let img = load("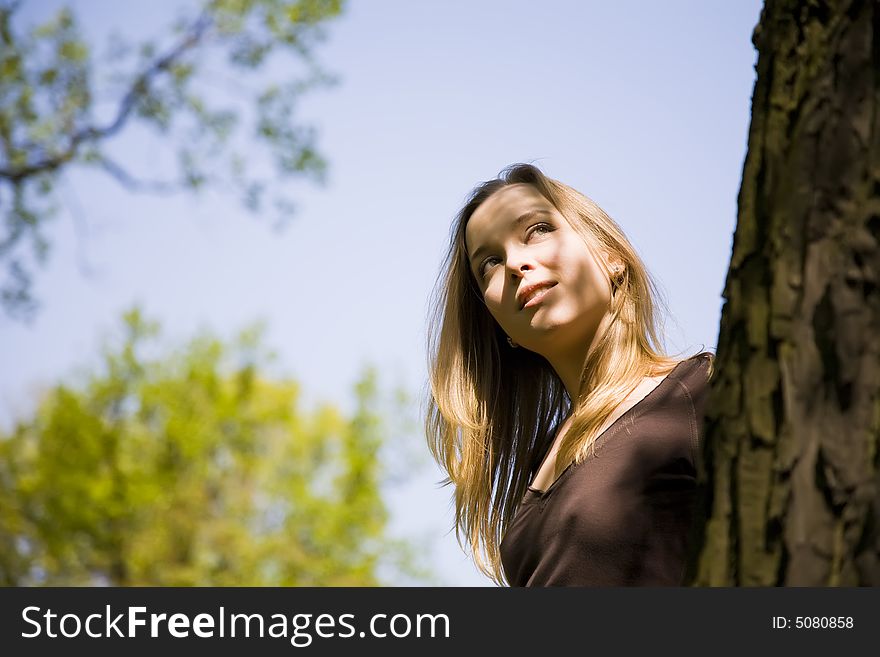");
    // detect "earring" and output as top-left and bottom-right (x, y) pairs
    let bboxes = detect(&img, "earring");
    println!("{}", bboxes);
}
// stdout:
(507, 336), (519, 348)
(610, 267), (625, 296)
